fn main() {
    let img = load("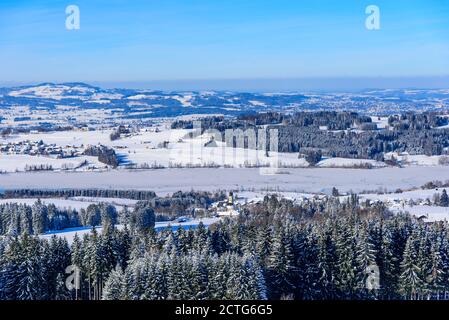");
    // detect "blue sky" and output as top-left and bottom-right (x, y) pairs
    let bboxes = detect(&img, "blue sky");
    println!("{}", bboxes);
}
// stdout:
(0, 0), (448, 89)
